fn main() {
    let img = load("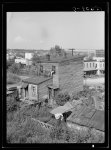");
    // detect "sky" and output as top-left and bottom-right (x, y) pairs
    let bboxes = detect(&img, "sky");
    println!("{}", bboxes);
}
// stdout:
(7, 12), (105, 50)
